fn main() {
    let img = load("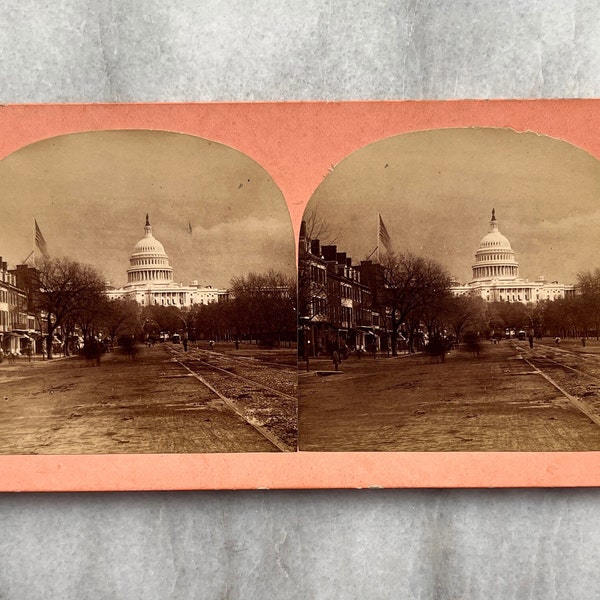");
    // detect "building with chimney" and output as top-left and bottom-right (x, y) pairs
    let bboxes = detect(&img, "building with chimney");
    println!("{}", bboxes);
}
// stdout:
(298, 221), (382, 356)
